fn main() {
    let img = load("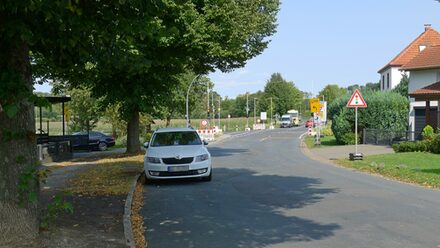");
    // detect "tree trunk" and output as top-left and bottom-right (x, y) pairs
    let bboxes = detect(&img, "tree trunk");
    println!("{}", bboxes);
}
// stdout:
(126, 111), (141, 153)
(112, 125), (118, 139)
(0, 43), (39, 245)
(166, 115), (172, 127)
